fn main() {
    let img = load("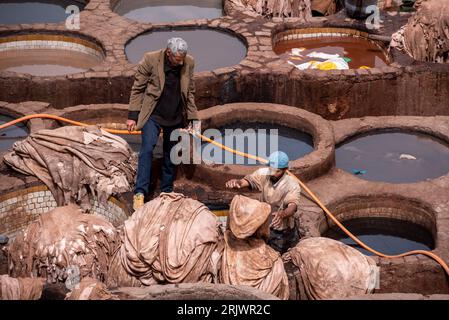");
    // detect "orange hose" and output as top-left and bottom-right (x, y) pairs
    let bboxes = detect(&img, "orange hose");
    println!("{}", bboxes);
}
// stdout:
(0, 114), (141, 135)
(1, 114), (449, 276)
